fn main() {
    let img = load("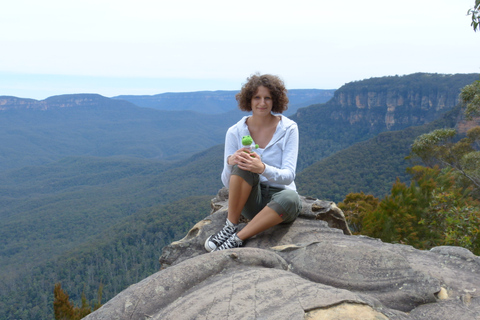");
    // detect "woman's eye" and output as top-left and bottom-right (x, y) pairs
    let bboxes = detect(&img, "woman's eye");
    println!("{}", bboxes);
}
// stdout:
(253, 96), (271, 101)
